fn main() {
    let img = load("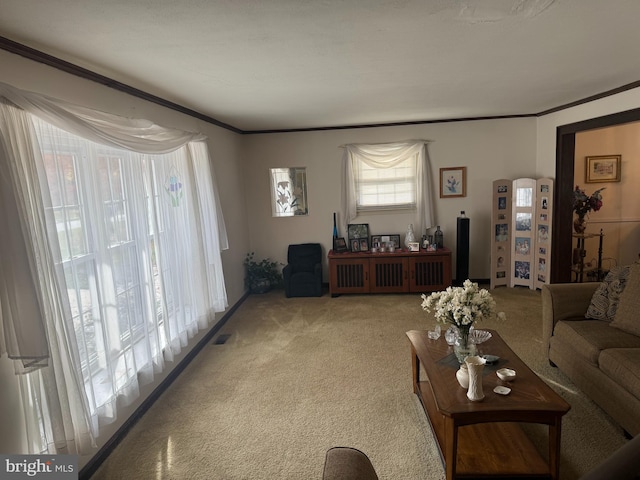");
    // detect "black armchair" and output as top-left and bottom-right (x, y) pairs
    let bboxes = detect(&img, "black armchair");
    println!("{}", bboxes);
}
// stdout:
(283, 243), (323, 297)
